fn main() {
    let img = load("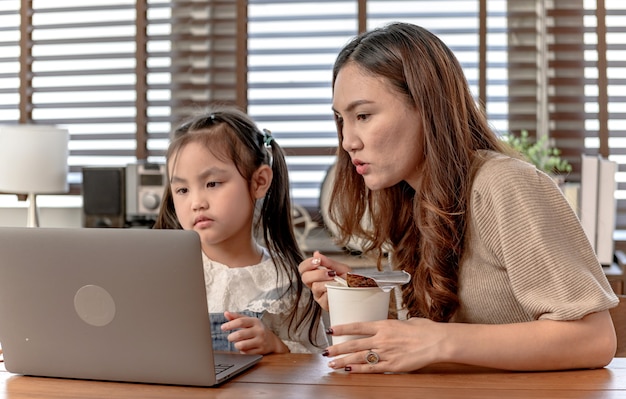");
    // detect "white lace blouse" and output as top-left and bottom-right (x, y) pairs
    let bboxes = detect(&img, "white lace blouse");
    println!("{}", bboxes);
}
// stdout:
(202, 251), (327, 353)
